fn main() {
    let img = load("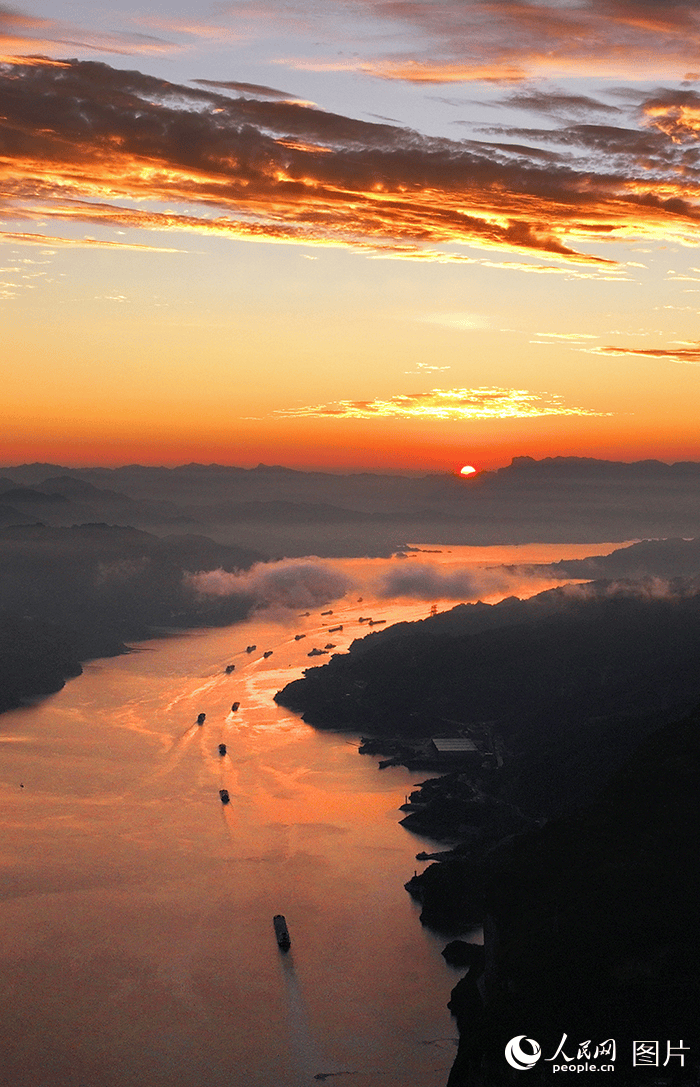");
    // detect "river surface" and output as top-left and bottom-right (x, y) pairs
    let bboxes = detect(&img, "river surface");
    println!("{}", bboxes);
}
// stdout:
(0, 543), (628, 1087)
